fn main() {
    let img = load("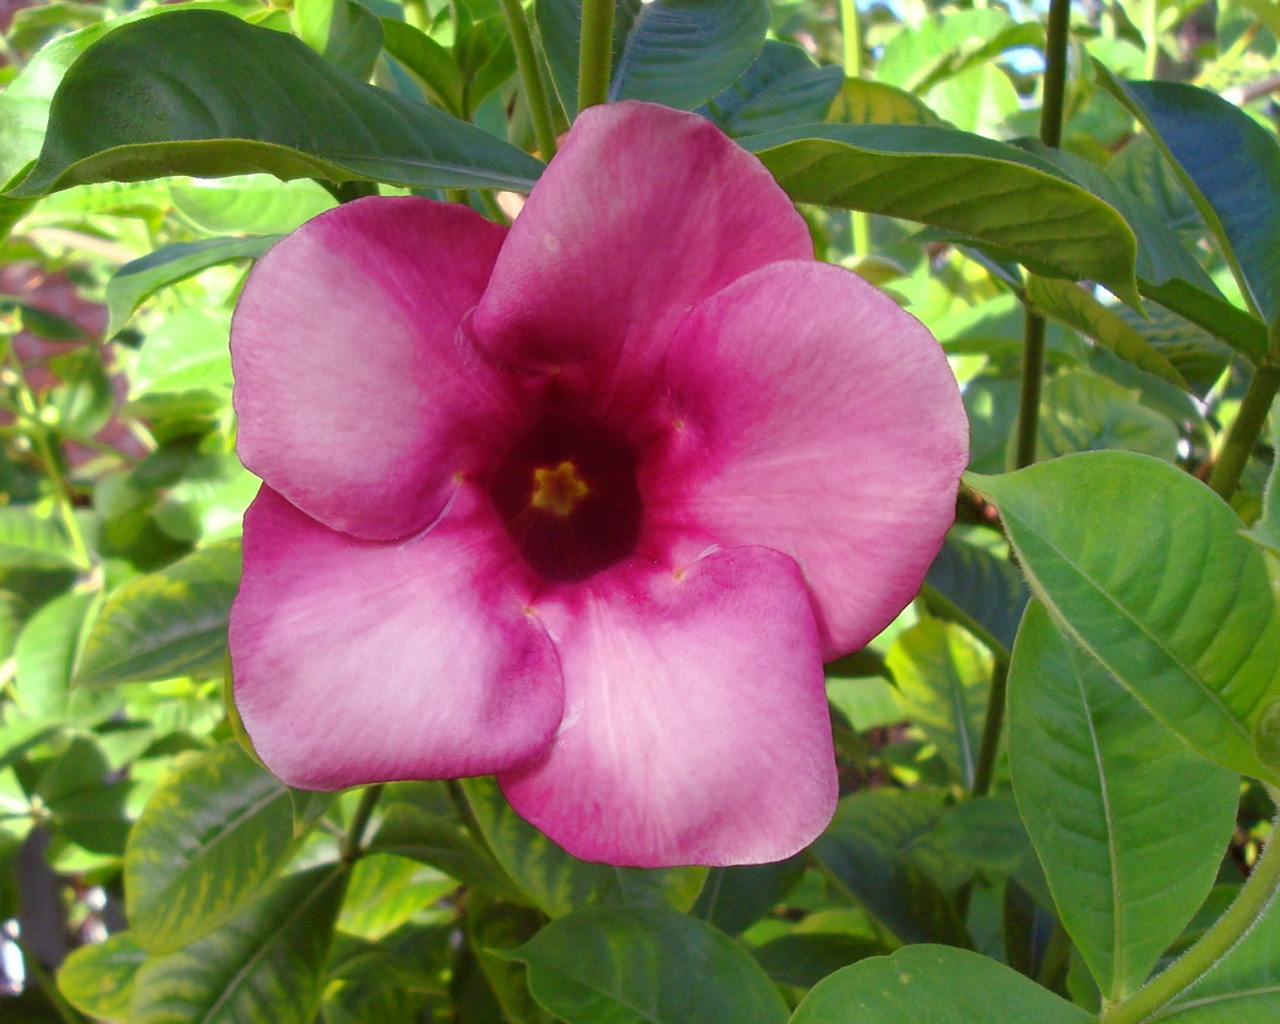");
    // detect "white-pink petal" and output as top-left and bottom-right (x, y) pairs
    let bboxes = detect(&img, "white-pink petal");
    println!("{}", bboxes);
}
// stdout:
(652, 260), (968, 657)
(500, 547), (837, 867)
(232, 197), (519, 541)
(230, 486), (563, 790)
